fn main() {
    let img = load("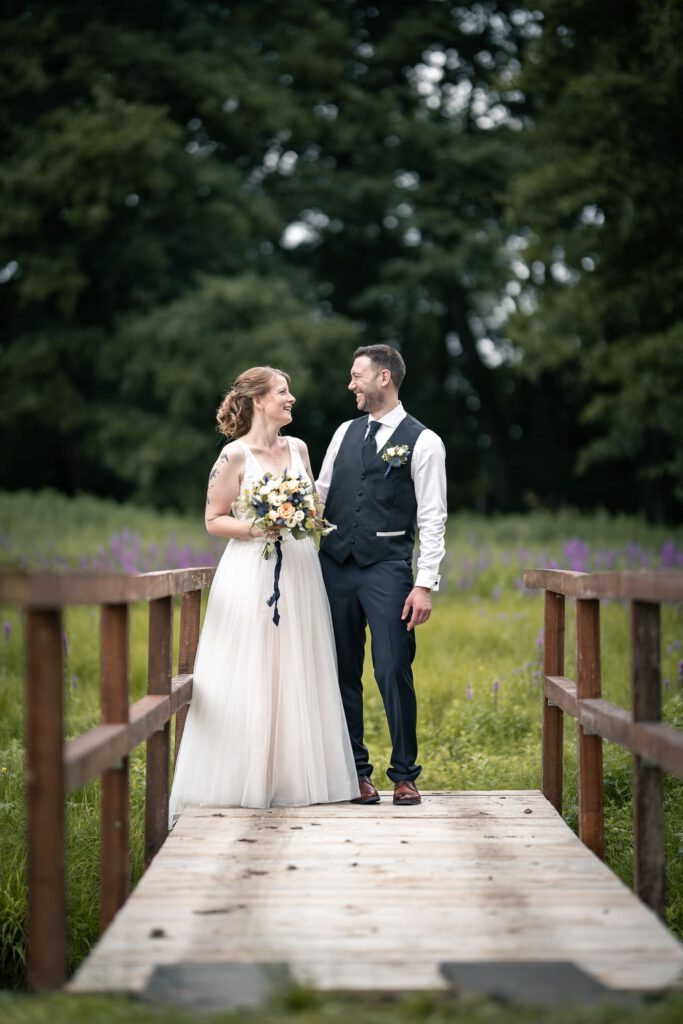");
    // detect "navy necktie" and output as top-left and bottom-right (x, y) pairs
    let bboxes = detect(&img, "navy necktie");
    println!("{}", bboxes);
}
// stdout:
(362, 420), (381, 467)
